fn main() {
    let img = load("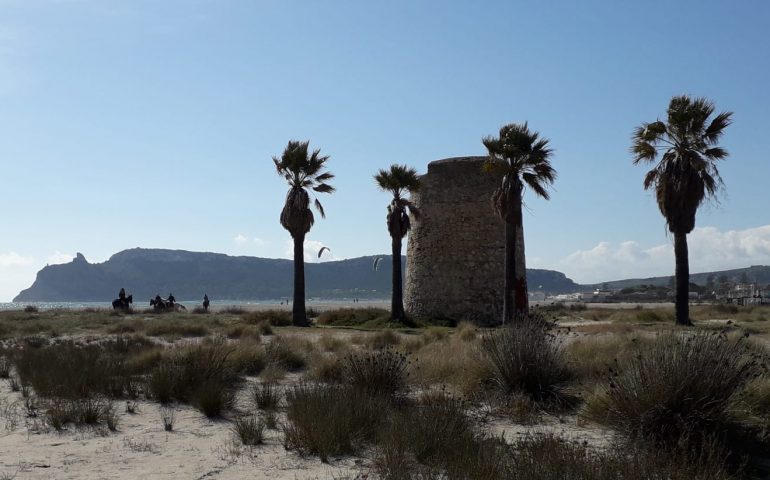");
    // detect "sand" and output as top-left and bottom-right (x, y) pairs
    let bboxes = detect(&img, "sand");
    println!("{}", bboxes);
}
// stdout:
(0, 380), (361, 480)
